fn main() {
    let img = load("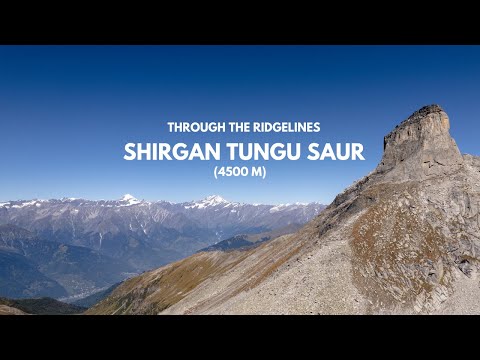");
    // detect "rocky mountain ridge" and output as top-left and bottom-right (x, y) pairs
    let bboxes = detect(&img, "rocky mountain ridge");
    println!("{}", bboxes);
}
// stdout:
(88, 105), (480, 315)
